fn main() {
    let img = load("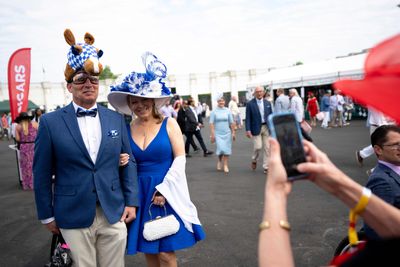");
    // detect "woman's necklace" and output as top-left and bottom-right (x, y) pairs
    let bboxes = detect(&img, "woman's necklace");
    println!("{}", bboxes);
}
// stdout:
(136, 119), (152, 148)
